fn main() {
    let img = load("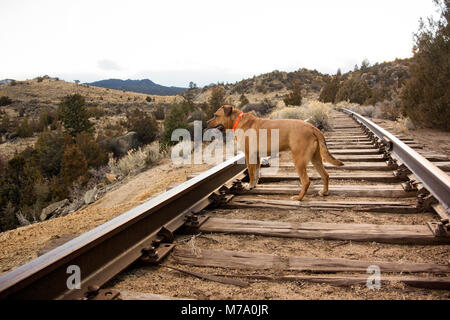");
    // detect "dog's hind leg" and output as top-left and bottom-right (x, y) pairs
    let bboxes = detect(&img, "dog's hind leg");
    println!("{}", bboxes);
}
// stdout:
(255, 155), (261, 185)
(311, 148), (329, 196)
(291, 154), (310, 201)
